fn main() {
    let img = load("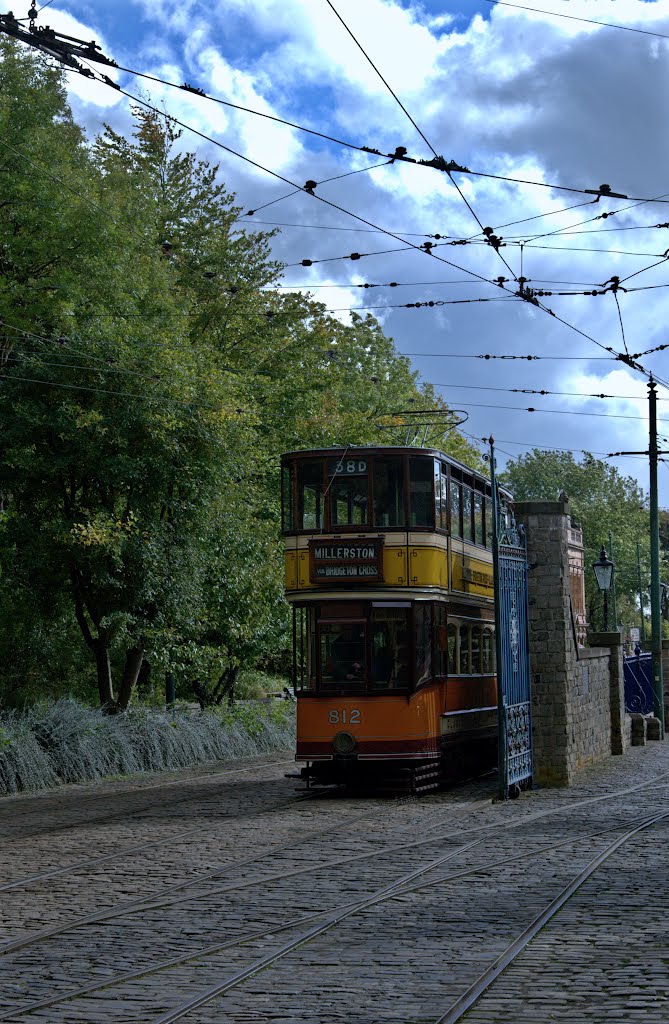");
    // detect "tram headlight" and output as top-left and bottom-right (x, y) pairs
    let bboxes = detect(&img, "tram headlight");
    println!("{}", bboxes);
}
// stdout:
(332, 731), (357, 755)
